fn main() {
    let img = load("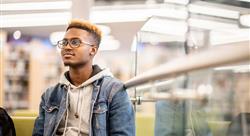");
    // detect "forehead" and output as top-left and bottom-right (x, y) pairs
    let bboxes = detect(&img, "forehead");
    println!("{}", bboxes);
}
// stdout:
(64, 28), (91, 39)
